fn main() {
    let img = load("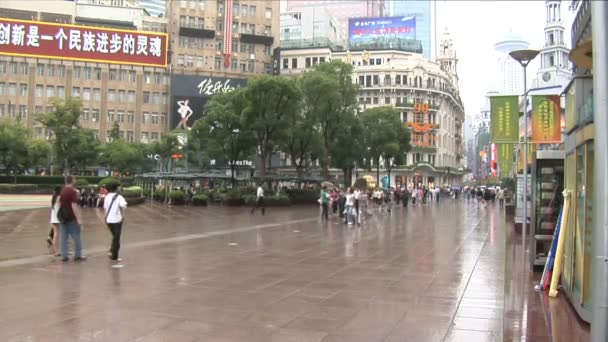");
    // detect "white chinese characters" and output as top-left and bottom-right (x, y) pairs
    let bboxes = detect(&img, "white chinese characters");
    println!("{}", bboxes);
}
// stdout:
(197, 78), (238, 96)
